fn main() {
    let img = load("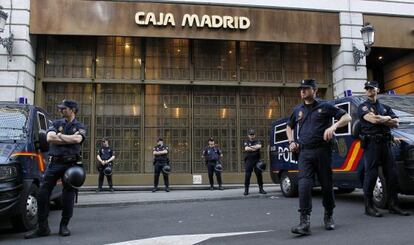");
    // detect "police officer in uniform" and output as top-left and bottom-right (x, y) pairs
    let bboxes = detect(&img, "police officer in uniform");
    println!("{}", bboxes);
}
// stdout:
(243, 129), (267, 196)
(358, 81), (410, 217)
(287, 79), (351, 235)
(96, 138), (115, 192)
(152, 138), (170, 192)
(25, 100), (86, 239)
(202, 137), (224, 190)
